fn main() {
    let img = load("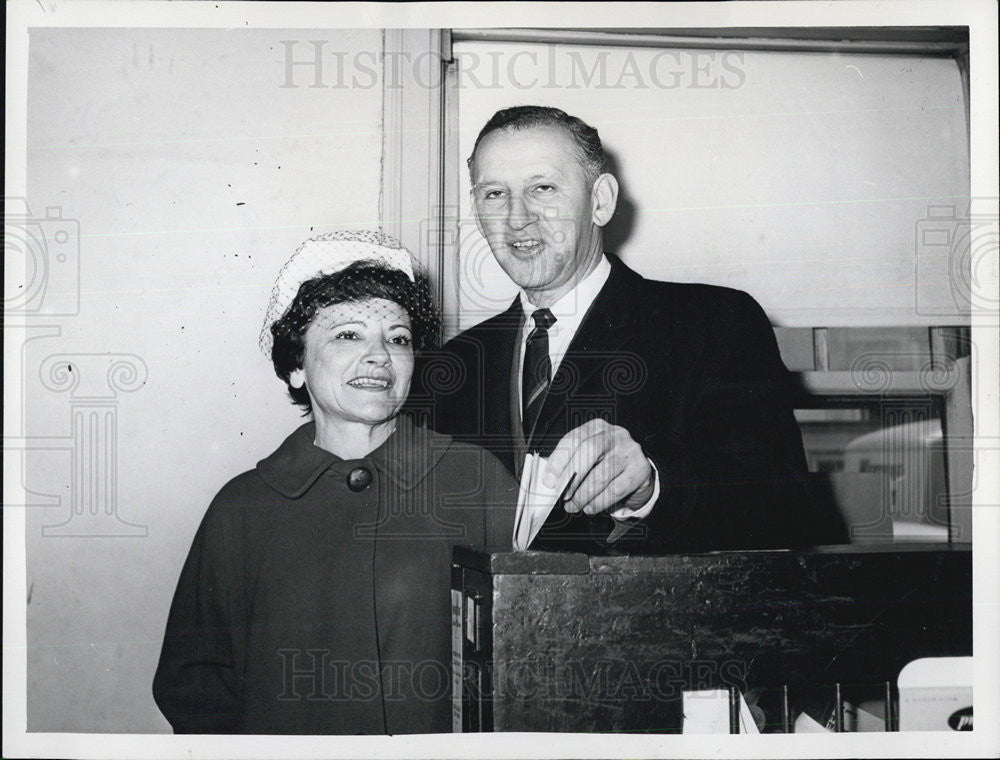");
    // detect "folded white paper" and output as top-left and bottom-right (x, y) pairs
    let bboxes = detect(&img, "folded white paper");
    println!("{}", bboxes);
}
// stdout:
(793, 710), (832, 733)
(512, 453), (574, 551)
